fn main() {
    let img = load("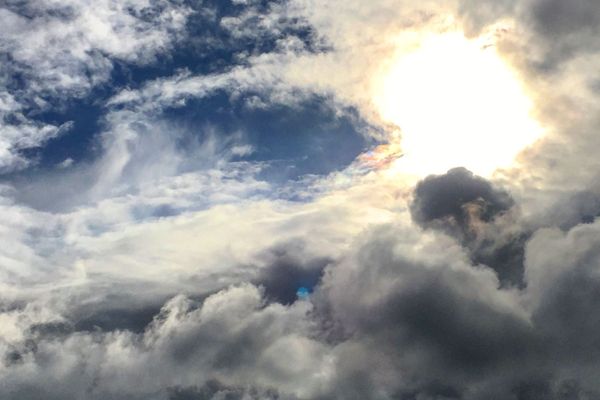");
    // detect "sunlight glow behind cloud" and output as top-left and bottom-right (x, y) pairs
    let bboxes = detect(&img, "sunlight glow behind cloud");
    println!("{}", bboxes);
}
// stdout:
(374, 31), (544, 177)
